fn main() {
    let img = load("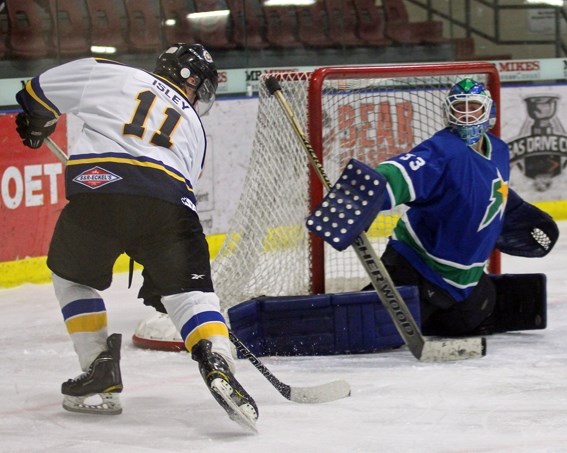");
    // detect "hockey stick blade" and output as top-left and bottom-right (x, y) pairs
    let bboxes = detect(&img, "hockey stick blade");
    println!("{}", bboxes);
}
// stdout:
(420, 337), (487, 361)
(288, 380), (352, 404)
(230, 331), (351, 403)
(266, 75), (487, 362)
